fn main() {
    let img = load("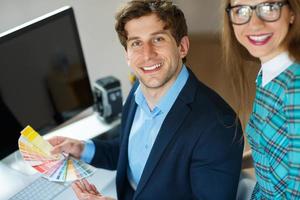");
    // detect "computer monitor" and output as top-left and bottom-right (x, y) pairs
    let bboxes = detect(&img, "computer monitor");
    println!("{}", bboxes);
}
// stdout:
(0, 6), (94, 160)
